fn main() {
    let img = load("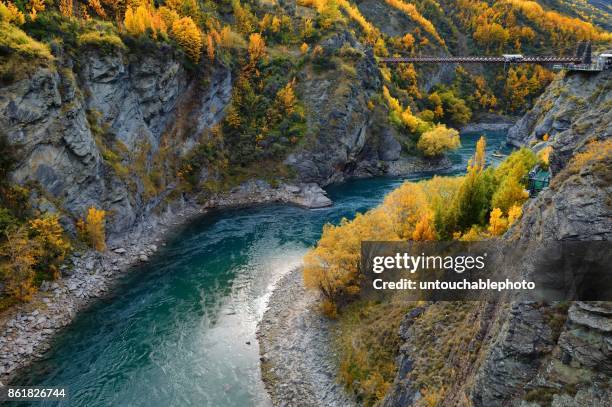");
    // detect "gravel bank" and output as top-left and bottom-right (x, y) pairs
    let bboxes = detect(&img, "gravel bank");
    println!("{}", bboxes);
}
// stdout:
(257, 268), (355, 407)
(0, 181), (332, 384)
